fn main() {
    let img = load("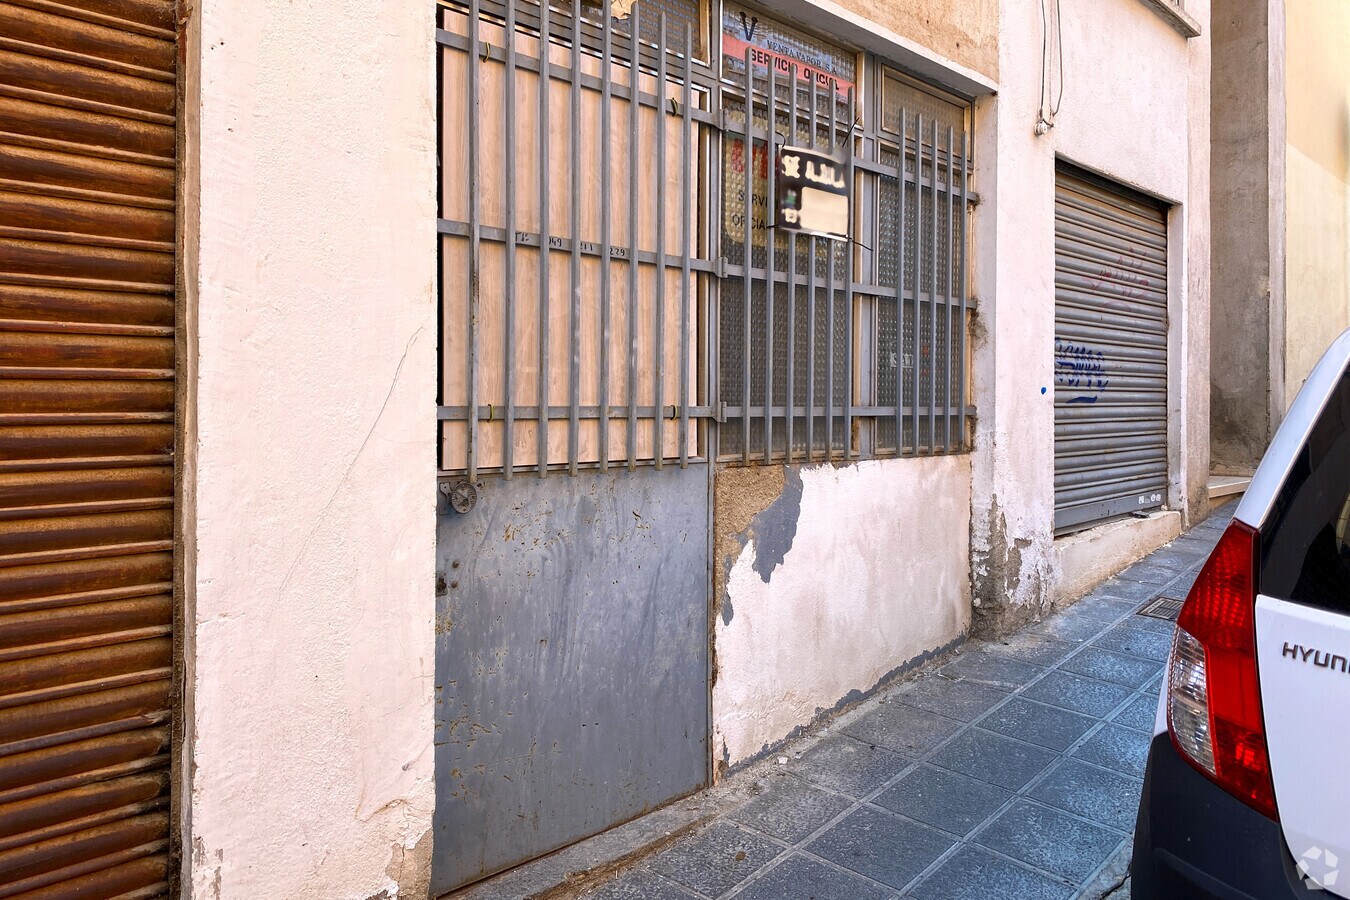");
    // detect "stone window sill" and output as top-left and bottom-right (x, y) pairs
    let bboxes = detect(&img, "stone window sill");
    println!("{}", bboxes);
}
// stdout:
(1137, 0), (1202, 38)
